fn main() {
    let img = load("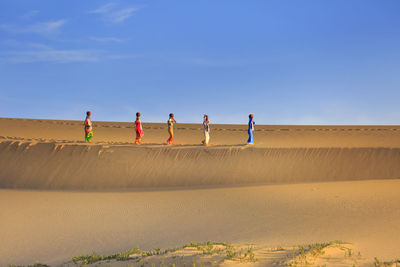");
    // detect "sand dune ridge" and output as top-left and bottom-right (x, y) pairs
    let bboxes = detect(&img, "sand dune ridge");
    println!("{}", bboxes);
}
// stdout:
(1, 140), (399, 190)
